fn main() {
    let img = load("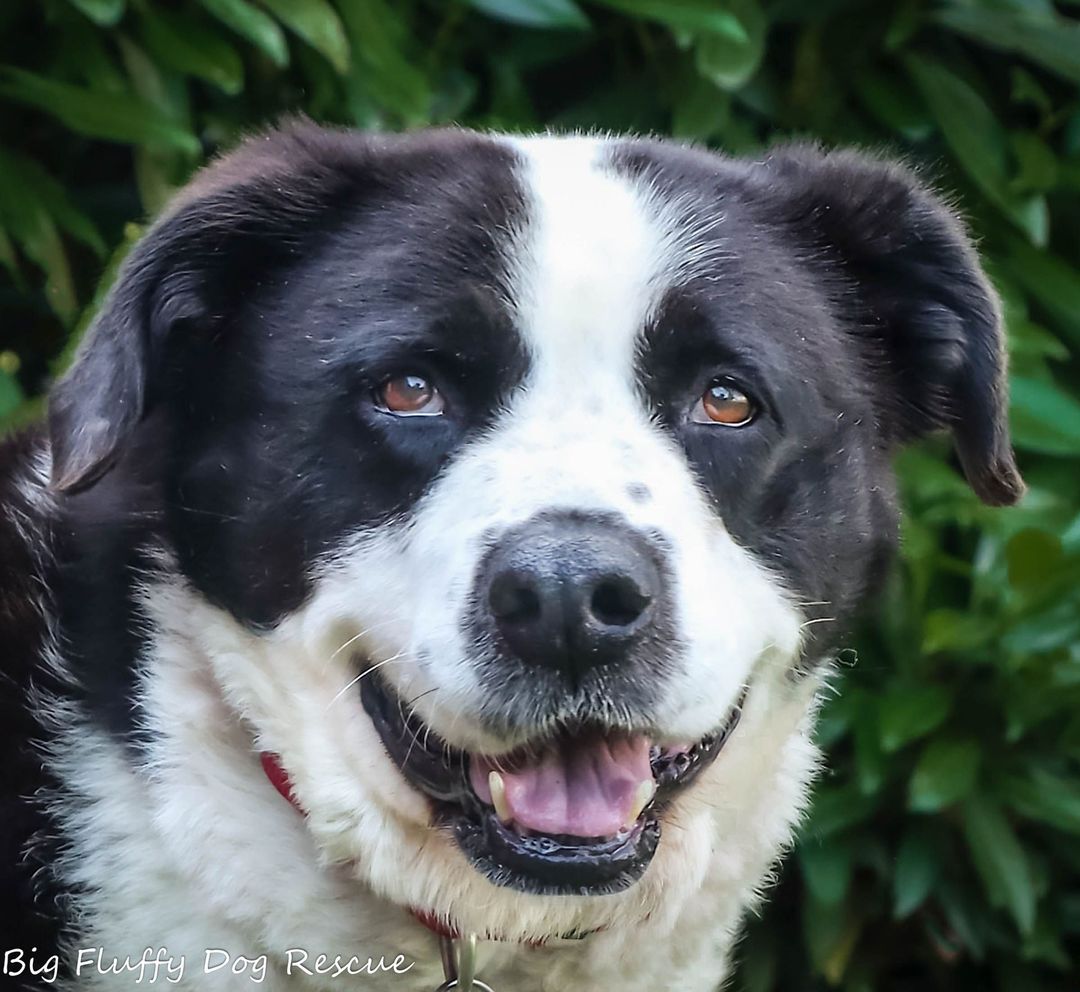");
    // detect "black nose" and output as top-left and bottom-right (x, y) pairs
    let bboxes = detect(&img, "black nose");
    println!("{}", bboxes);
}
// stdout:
(479, 514), (664, 684)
